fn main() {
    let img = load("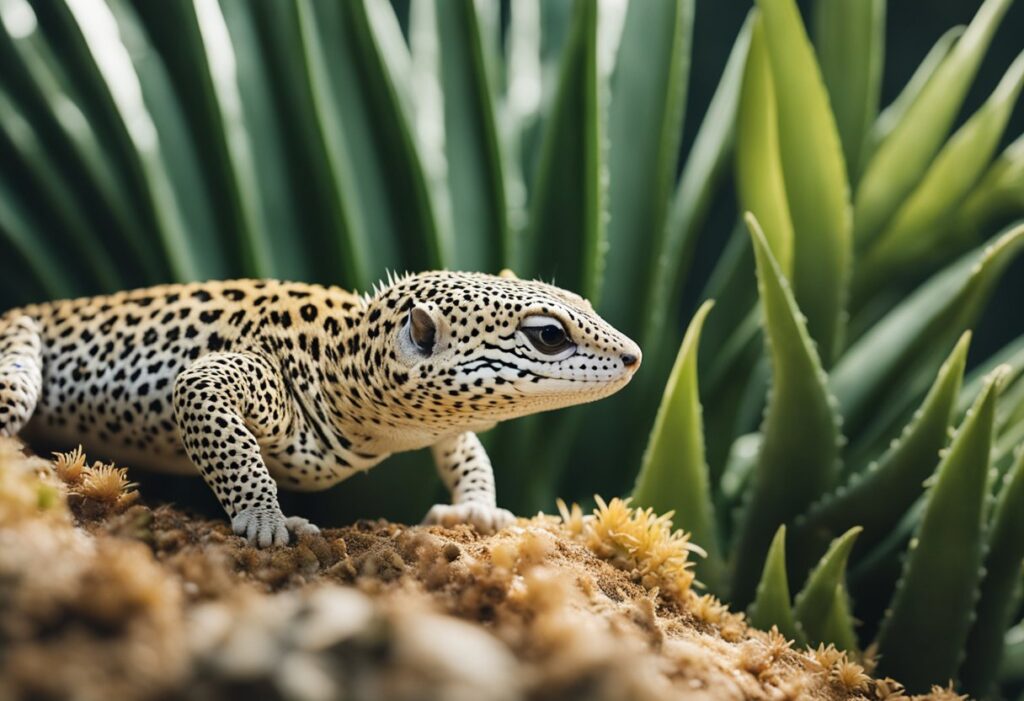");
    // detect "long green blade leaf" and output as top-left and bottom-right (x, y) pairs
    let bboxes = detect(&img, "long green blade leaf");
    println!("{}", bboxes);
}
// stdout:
(791, 333), (969, 572)
(62, 0), (204, 280)
(526, 0), (604, 302)
(0, 86), (123, 290)
(410, 0), (506, 272)
(863, 25), (964, 165)
(754, 0), (852, 364)
(0, 0), (158, 285)
(854, 0), (1013, 247)
(793, 526), (861, 650)
(858, 50), (1024, 294)
(875, 371), (1001, 690)
(642, 15), (752, 353)
(601, 0), (692, 336)
(814, 0), (885, 183)
(961, 447), (1024, 696)
(730, 214), (843, 608)
(832, 223), (1024, 439)
(736, 15), (794, 276)
(632, 300), (723, 592)
(748, 526), (805, 644)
